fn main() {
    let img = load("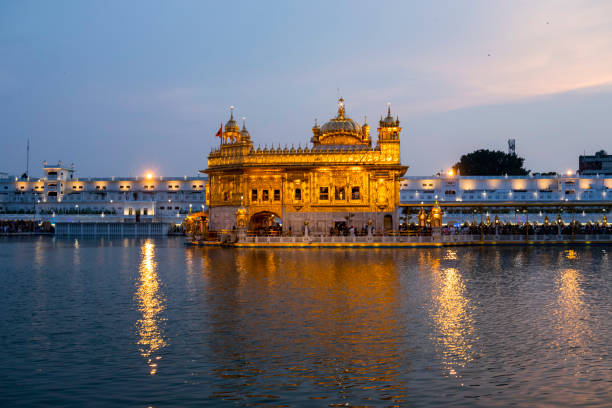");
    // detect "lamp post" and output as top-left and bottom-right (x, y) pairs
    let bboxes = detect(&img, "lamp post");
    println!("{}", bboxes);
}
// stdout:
(524, 209), (528, 240)
(515, 208), (518, 225)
